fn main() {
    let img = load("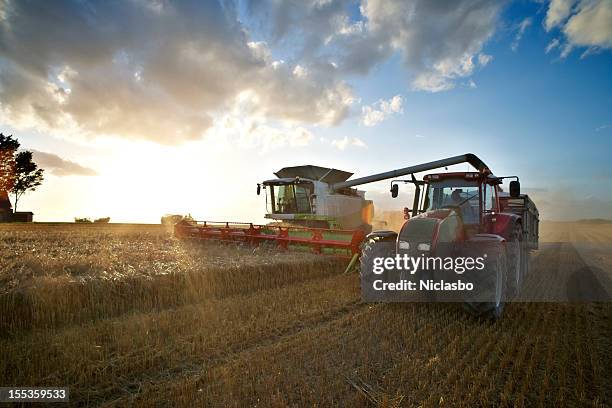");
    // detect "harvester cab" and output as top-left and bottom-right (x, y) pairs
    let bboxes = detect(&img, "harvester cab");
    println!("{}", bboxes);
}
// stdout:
(258, 165), (374, 232)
